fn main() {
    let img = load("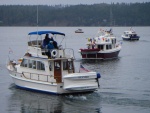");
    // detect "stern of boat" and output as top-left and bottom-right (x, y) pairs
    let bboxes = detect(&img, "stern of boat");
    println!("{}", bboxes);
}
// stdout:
(63, 72), (101, 91)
